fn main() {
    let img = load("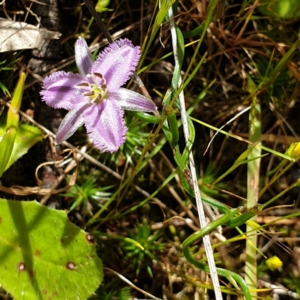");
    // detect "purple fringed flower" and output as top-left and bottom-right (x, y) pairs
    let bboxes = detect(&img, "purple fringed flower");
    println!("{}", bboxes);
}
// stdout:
(40, 37), (157, 153)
